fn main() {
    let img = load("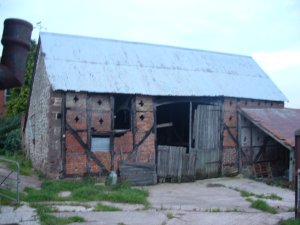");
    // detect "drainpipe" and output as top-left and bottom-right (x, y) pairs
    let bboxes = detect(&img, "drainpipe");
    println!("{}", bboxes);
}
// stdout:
(0, 18), (33, 89)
